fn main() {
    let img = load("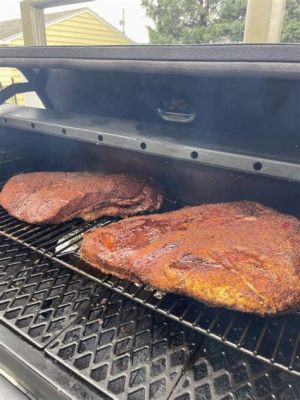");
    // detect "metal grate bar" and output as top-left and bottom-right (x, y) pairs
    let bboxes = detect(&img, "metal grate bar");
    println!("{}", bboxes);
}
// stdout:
(14, 225), (43, 239)
(206, 310), (222, 333)
(166, 296), (183, 315)
(192, 305), (209, 327)
(253, 319), (272, 355)
(221, 313), (237, 341)
(41, 218), (115, 253)
(20, 224), (72, 242)
(0, 219), (24, 230)
(19, 224), (79, 246)
(178, 299), (197, 321)
(236, 316), (255, 348)
(36, 226), (81, 250)
(271, 317), (289, 363)
(30, 222), (82, 245)
(289, 333), (300, 371)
